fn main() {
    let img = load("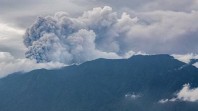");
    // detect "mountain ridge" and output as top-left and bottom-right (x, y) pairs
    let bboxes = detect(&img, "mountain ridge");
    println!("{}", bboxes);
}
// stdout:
(0, 54), (198, 111)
